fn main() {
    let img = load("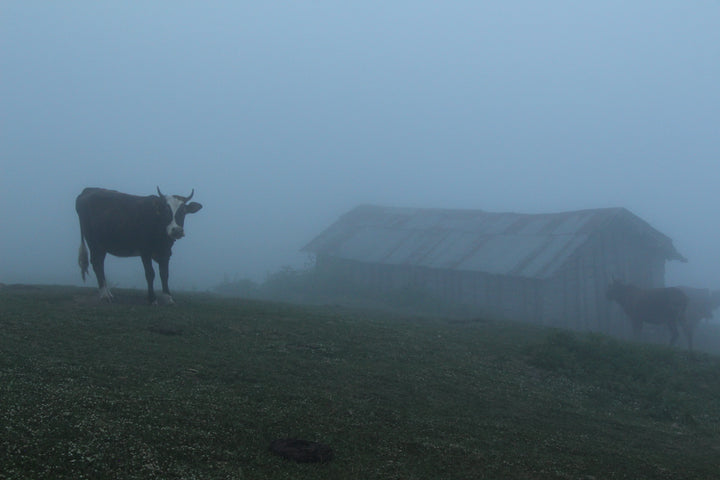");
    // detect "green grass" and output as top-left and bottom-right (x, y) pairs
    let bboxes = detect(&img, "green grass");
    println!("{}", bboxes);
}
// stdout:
(1, 285), (720, 479)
